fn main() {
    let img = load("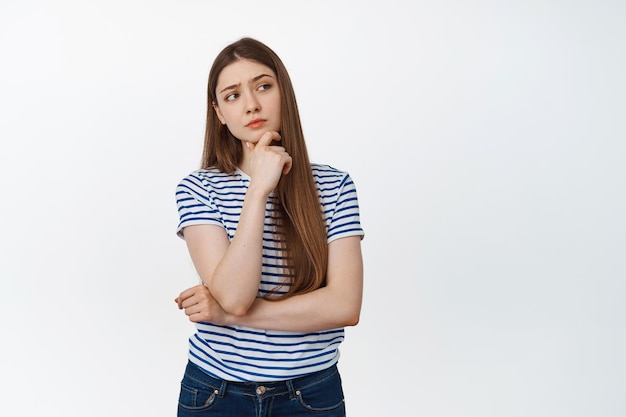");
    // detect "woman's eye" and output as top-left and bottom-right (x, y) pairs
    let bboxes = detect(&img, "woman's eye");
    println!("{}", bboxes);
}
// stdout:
(225, 93), (239, 101)
(258, 84), (271, 91)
